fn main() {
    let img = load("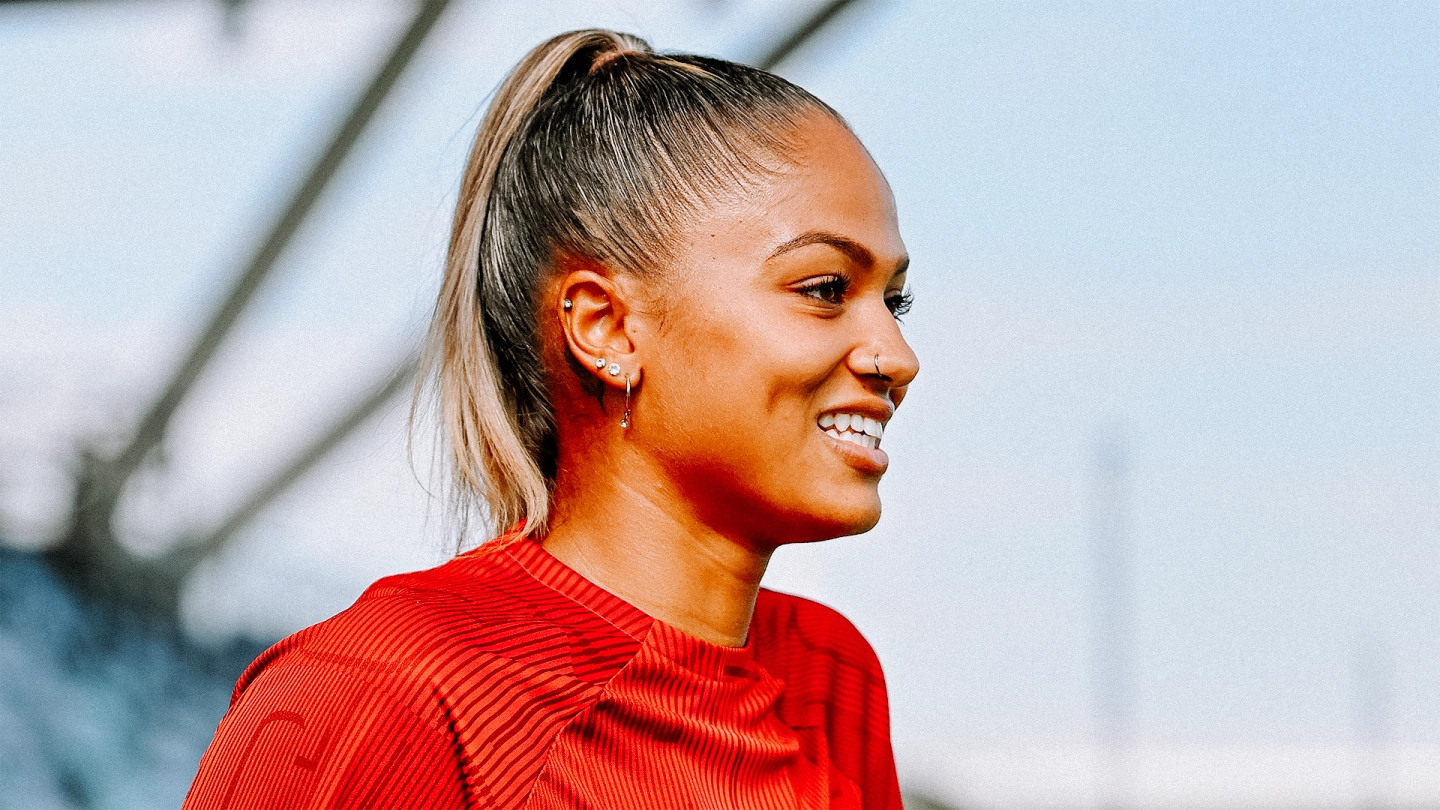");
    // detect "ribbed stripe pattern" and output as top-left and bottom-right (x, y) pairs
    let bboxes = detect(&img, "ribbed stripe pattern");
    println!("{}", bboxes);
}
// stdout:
(183, 538), (901, 810)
